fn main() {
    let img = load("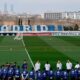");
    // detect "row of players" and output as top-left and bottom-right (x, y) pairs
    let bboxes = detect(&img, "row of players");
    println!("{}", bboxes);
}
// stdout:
(35, 60), (80, 72)
(0, 60), (80, 80)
